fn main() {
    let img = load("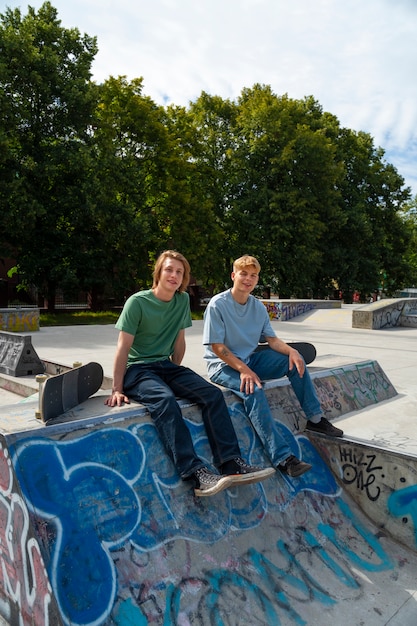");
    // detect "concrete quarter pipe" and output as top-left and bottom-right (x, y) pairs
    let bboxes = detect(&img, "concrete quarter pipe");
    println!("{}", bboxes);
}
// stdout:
(1, 358), (417, 625)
